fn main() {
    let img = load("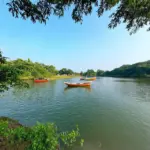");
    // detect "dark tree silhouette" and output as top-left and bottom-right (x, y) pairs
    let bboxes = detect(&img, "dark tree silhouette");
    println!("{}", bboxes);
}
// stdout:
(6, 0), (150, 34)
(0, 50), (8, 64)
